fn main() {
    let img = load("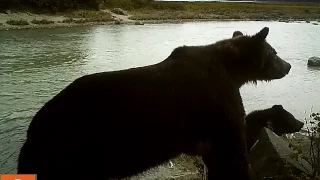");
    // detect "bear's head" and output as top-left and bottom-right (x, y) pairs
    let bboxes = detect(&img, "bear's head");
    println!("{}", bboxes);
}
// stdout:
(266, 105), (304, 136)
(219, 27), (291, 86)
